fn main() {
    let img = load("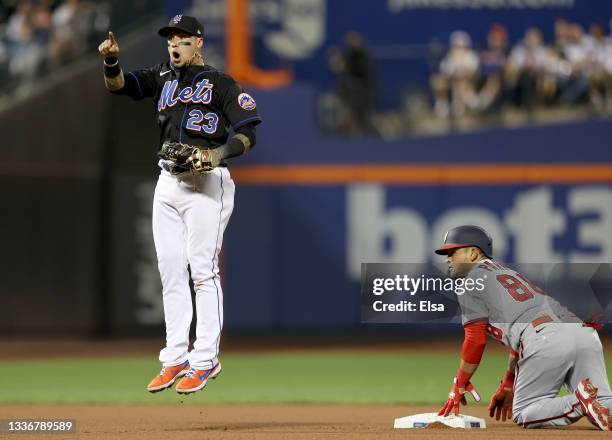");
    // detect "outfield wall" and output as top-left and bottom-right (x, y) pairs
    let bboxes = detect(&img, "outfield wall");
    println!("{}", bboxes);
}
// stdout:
(112, 86), (612, 332)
